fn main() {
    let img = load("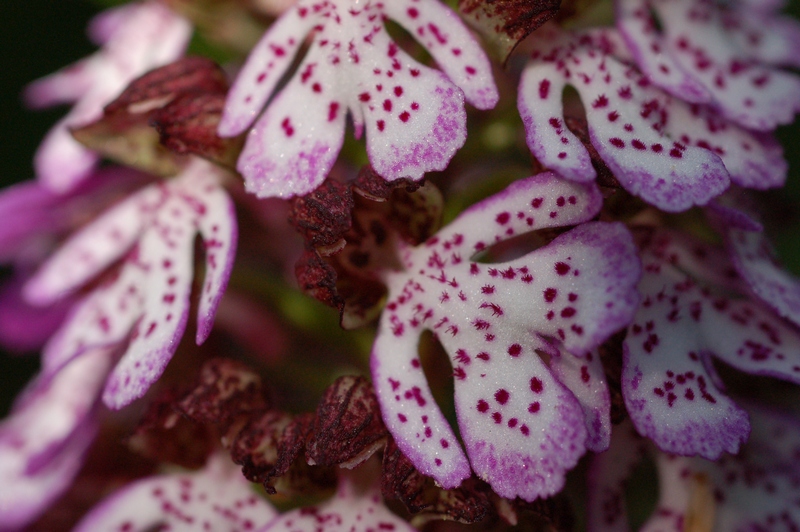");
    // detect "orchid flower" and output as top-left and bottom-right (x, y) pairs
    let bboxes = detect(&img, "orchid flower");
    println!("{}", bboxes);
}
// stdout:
(615, 0), (800, 130)
(218, 0), (498, 199)
(622, 227), (800, 459)
(0, 167), (152, 352)
(23, 158), (237, 410)
(371, 171), (641, 501)
(518, 26), (786, 212)
(261, 459), (416, 532)
(0, 346), (116, 529)
(24, 1), (191, 193)
(588, 409), (800, 531)
(73, 454), (278, 531)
